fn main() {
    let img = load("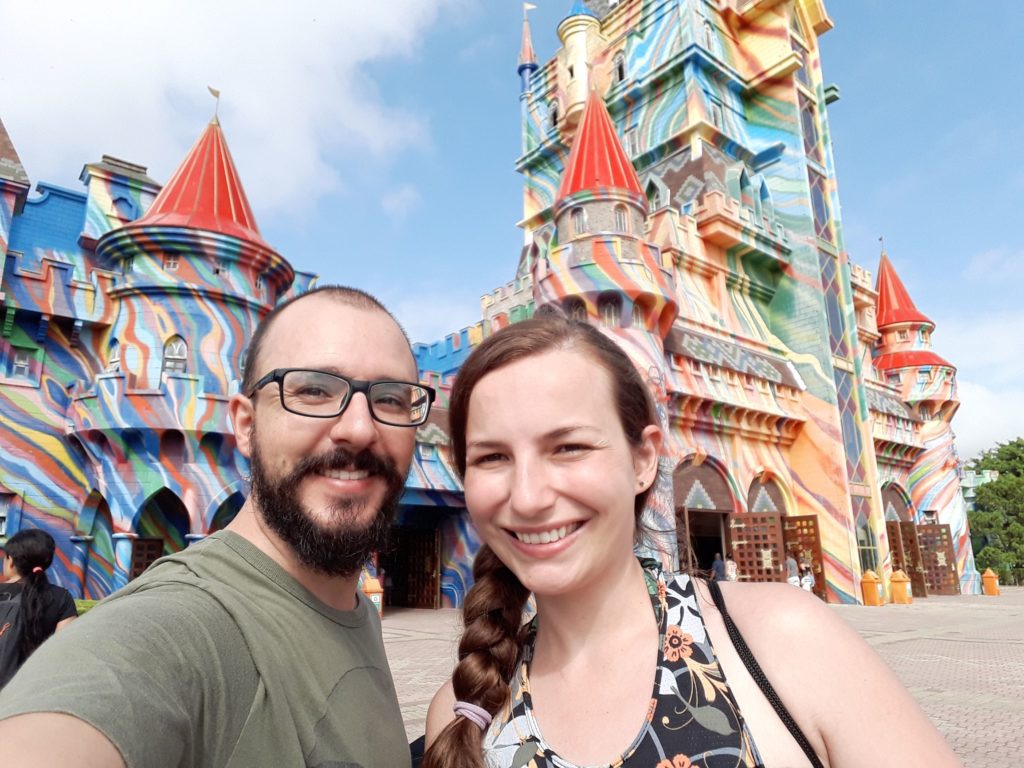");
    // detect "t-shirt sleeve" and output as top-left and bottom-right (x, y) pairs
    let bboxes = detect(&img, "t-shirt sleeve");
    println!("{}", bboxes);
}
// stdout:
(52, 586), (78, 622)
(0, 582), (259, 768)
